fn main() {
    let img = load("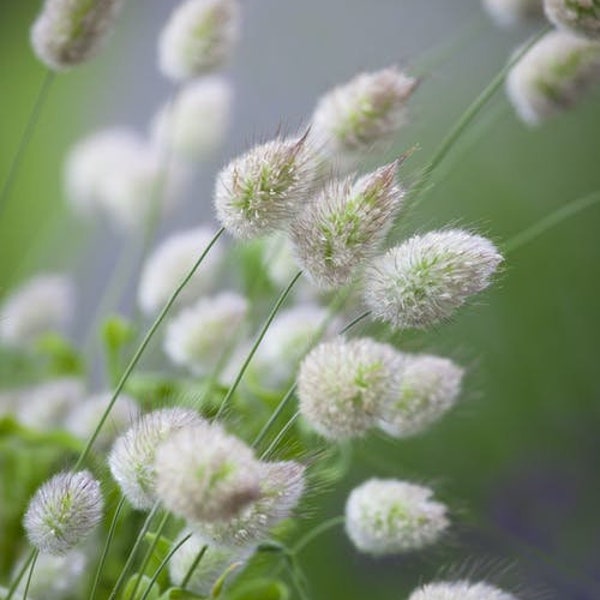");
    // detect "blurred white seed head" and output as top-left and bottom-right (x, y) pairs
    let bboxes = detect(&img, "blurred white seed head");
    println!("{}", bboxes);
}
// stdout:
(297, 337), (402, 439)
(0, 274), (75, 347)
(483, 0), (544, 27)
(363, 229), (502, 330)
(30, 0), (125, 70)
(345, 478), (449, 555)
(108, 407), (205, 510)
(164, 292), (248, 374)
(214, 136), (318, 239)
(24, 470), (103, 555)
(138, 226), (224, 316)
(155, 423), (262, 523)
(151, 77), (233, 161)
(545, 0), (600, 40)
(290, 161), (404, 289)
(158, 0), (241, 81)
(408, 580), (519, 600)
(195, 460), (306, 547)
(310, 67), (417, 169)
(377, 355), (464, 438)
(506, 30), (600, 126)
